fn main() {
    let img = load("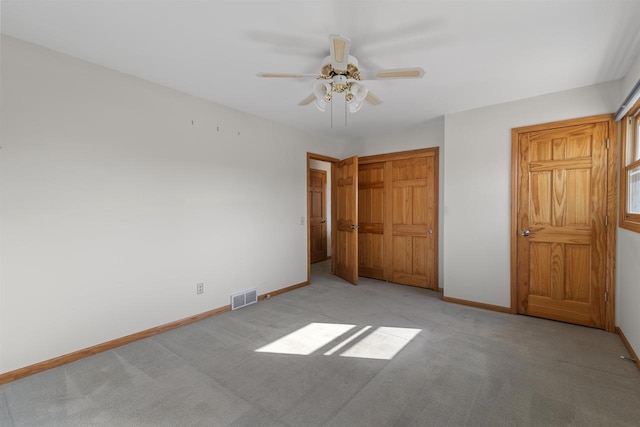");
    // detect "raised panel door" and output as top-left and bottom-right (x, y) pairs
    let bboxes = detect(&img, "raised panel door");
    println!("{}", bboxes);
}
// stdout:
(358, 162), (385, 280)
(517, 122), (608, 328)
(309, 169), (327, 263)
(390, 156), (437, 288)
(334, 156), (358, 285)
